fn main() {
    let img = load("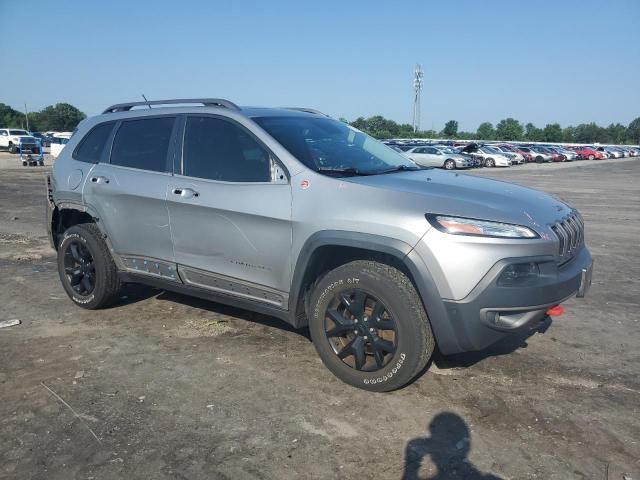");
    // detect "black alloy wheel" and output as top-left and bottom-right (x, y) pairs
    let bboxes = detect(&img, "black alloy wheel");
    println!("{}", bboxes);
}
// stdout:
(63, 239), (96, 296)
(324, 289), (398, 372)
